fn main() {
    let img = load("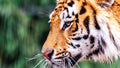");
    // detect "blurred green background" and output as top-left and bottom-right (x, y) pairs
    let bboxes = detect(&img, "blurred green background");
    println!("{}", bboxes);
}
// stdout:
(0, 0), (120, 68)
